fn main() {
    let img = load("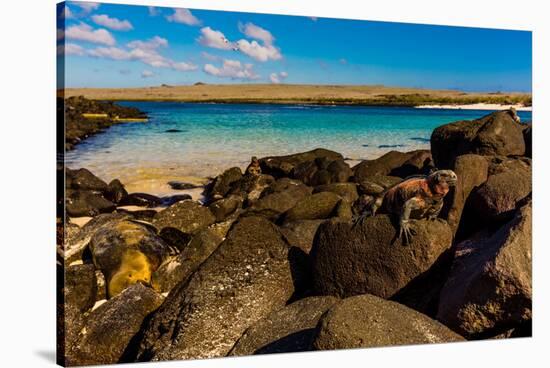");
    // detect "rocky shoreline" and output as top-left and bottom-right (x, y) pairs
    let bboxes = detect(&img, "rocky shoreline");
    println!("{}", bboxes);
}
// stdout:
(57, 109), (532, 366)
(60, 96), (147, 151)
